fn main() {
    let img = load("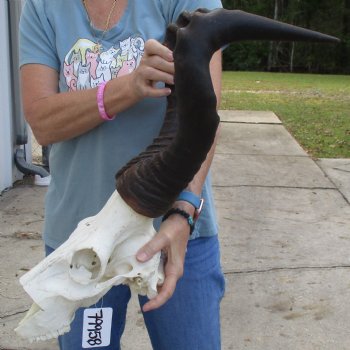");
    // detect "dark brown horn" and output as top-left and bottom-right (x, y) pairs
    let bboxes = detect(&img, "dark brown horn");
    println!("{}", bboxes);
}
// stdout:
(116, 9), (339, 218)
